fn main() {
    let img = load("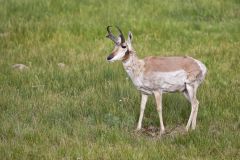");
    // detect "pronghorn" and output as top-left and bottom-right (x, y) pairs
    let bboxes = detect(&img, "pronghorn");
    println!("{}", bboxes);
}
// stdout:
(106, 26), (207, 134)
